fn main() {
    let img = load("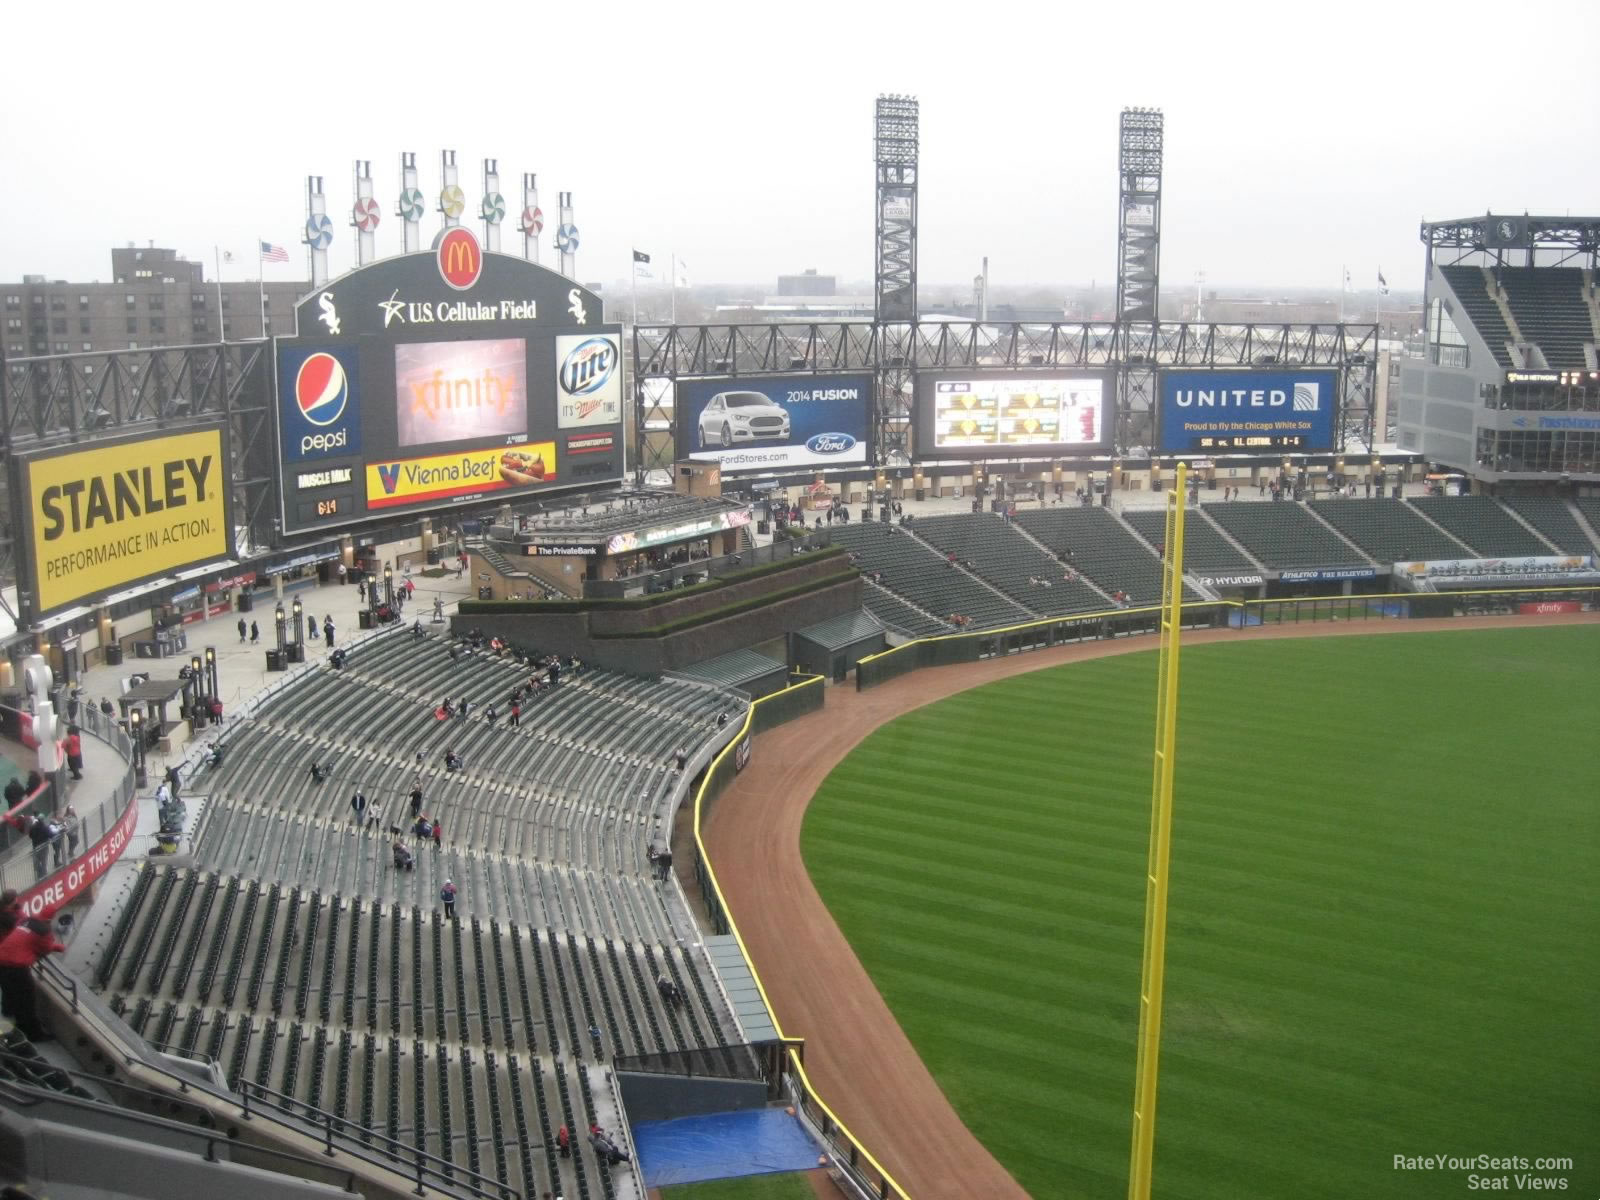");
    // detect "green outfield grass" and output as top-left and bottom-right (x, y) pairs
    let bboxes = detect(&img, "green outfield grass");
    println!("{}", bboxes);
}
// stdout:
(801, 626), (1600, 1199)
(662, 1173), (818, 1199)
